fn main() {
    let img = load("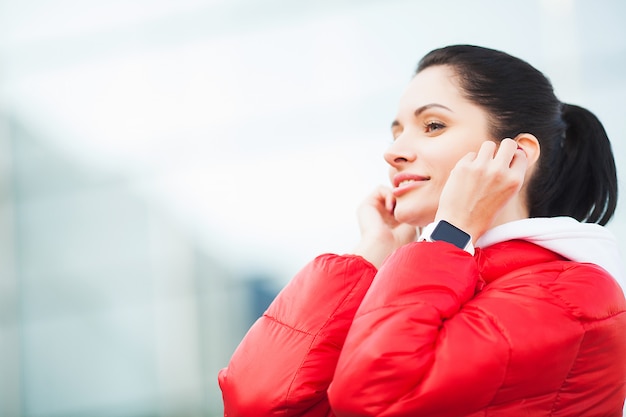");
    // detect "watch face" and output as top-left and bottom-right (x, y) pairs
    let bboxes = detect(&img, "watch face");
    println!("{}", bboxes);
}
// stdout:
(431, 220), (471, 250)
